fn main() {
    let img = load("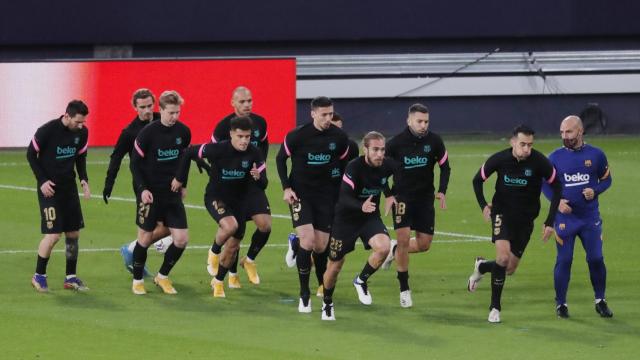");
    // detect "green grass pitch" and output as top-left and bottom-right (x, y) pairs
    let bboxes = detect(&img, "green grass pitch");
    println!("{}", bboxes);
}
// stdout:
(0, 136), (638, 359)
